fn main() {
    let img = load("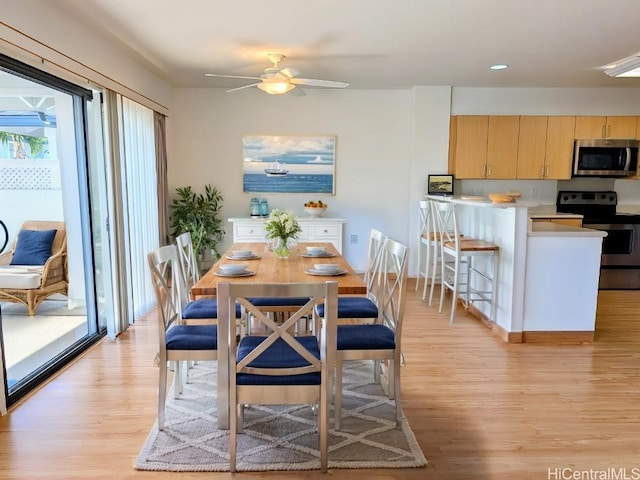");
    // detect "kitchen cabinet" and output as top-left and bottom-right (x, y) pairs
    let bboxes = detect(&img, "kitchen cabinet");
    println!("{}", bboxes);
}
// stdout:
(451, 115), (518, 179)
(516, 116), (548, 179)
(516, 116), (574, 180)
(575, 116), (637, 139)
(542, 116), (575, 179)
(228, 217), (346, 253)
